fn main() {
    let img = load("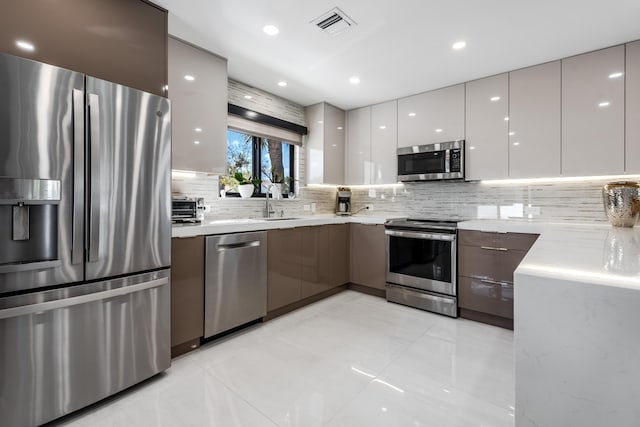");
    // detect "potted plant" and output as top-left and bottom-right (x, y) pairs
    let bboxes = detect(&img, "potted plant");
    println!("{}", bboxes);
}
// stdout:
(234, 172), (259, 198)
